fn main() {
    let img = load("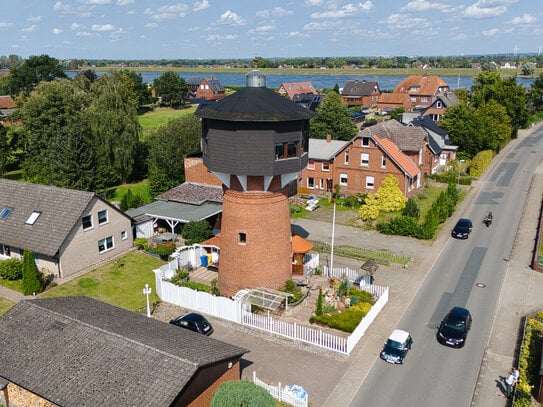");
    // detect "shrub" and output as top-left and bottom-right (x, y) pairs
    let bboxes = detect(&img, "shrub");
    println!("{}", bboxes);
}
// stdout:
(134, 238), (148, 250)
(147, 241), (176, 257)
(182, 220), (212, 245)
(470, 150), (494, 177)
(316, 287), (324, 316)
(211, 380), (275, 407)
(377, 216), (420, 236)
(0, 258), (23, 280)
(348, 287), (373, 303)
(310, 302), (372, 333)
(402, 197), (420, 219)
(282, 279), (303, 303)
(22, 250), (44, 295)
